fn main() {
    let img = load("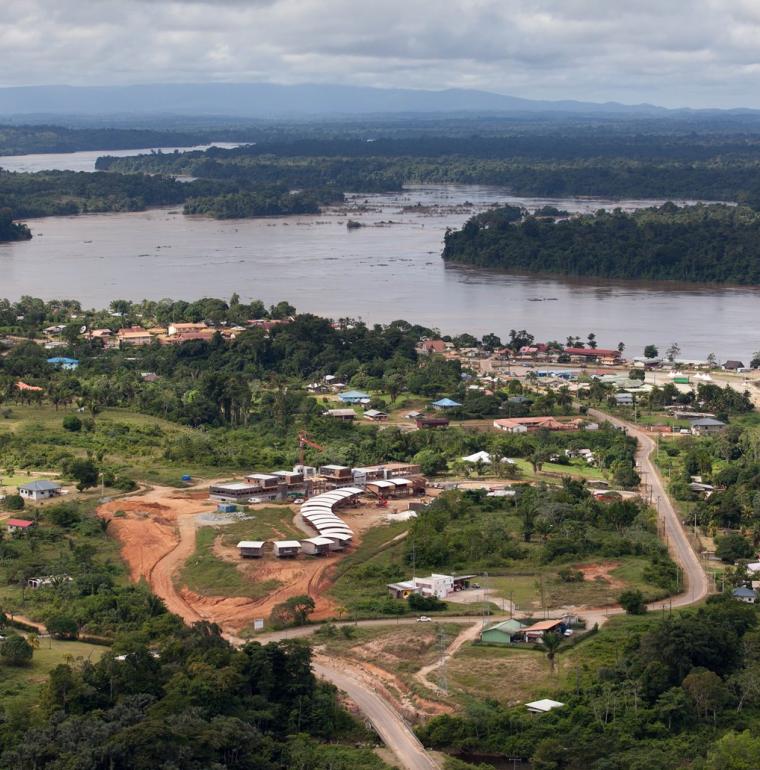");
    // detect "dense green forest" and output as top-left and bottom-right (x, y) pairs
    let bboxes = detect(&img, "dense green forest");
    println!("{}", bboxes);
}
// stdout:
(0, 207), (31, 241)
(97, 132), (760, 203)
(0, 125), (212, 156)
(0, 171), (343, 221)
(442, 202), (760, 284)
(183, 187), (344, 219)
(0, 614), (387, 769)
